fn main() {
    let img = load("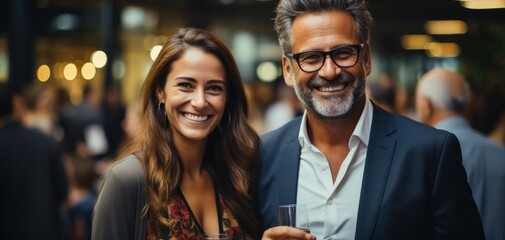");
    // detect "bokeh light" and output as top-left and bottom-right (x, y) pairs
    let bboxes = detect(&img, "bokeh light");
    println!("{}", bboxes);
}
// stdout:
(37, 64), (51, 82)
